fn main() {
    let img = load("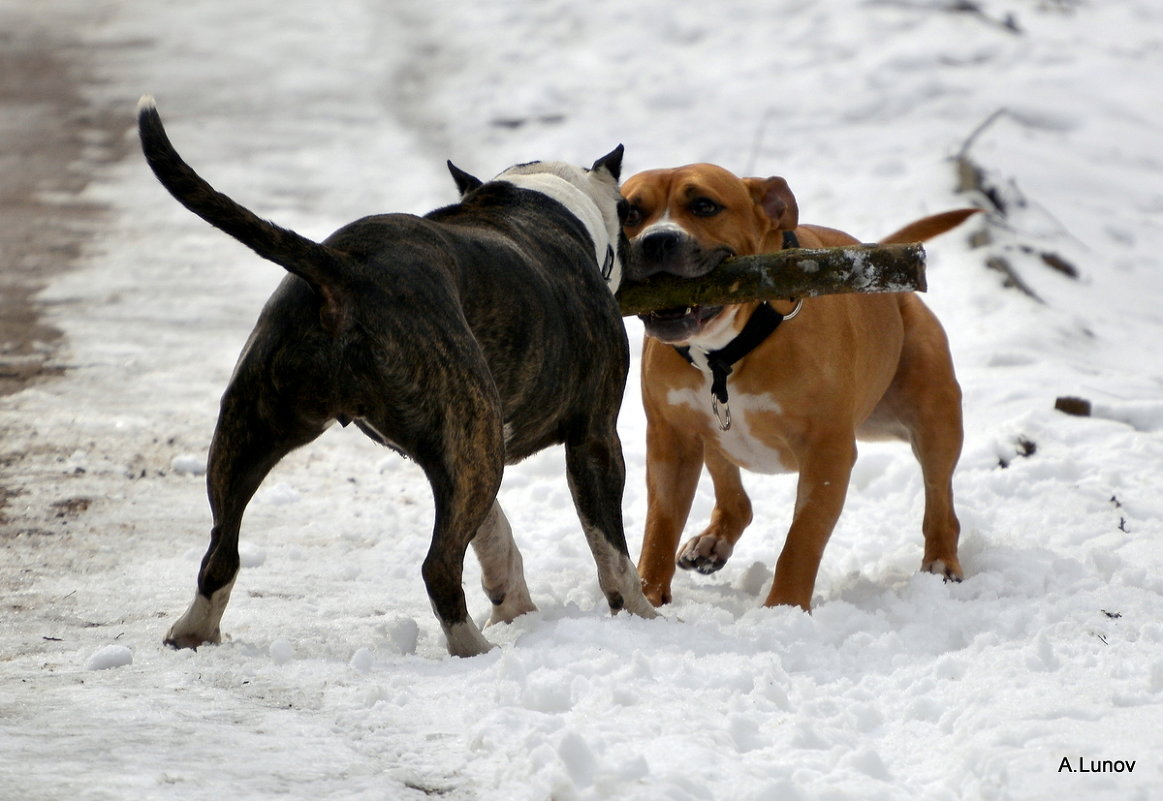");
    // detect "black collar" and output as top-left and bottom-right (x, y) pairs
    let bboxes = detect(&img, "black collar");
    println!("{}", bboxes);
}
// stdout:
(674, 301), (787, 430)
(672, 229), (800, 430)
